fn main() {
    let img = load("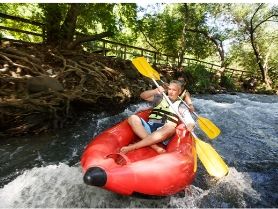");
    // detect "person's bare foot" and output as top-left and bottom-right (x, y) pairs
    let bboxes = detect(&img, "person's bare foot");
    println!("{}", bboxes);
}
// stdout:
(151, 144), (166, 154)
(120, 145), (135, 154)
